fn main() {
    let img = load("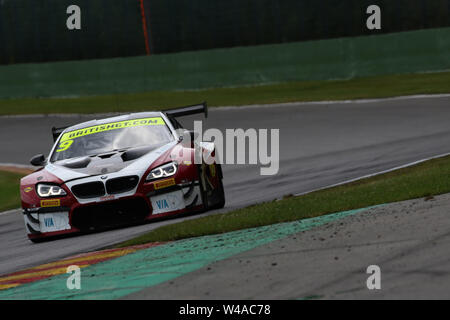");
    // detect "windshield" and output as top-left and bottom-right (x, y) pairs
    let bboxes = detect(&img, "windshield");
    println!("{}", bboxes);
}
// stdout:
(51, 117), (173, 162)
